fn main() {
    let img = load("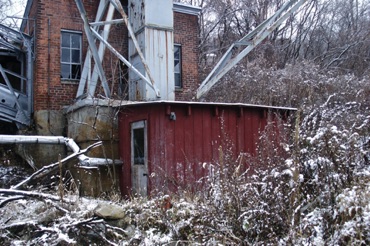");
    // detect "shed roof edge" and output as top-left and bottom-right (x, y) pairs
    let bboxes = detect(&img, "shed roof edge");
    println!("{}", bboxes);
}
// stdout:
(65, 99), (297, 113)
